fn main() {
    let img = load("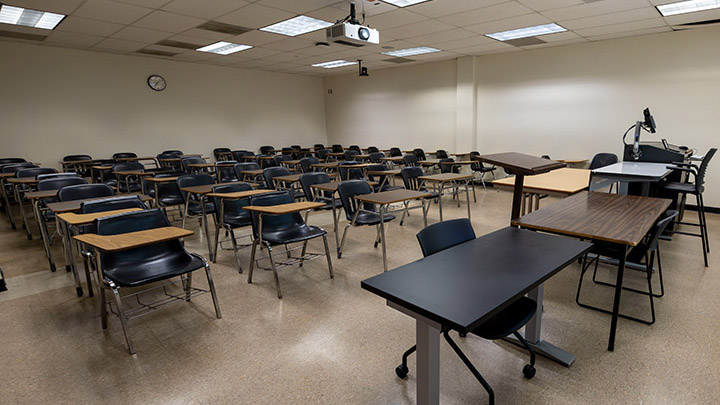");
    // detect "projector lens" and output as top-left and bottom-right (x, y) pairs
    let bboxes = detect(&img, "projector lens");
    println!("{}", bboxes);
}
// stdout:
(358, 27), (370, 40)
